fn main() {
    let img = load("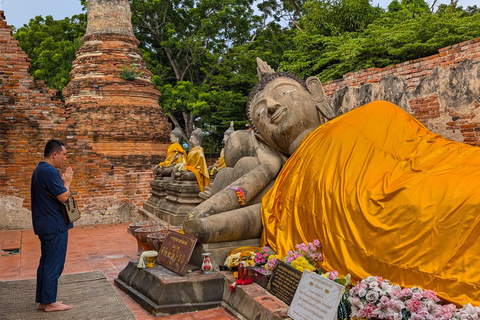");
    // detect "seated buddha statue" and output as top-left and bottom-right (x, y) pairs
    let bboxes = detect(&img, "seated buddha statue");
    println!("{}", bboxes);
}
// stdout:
(209, 121), (235, 178)
(153, 127), (187, 177)
(173, 128), (210, 192)
(183, 58), (480, 306)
